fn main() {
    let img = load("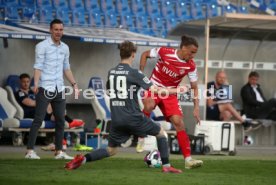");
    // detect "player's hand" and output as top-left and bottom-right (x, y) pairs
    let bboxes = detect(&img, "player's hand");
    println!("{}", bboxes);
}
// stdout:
(73, 84), (80, 99)
(193, 107), (201, 125)
(33, 86), (39, 94)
